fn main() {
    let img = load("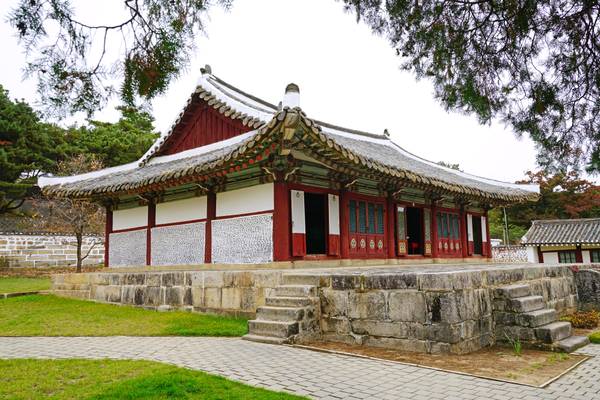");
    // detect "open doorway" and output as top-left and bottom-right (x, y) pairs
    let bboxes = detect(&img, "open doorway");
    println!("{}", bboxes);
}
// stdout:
(304, 193), (327, 254)
(406, 207), (424, 255)
(472, 216), (483, 255)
